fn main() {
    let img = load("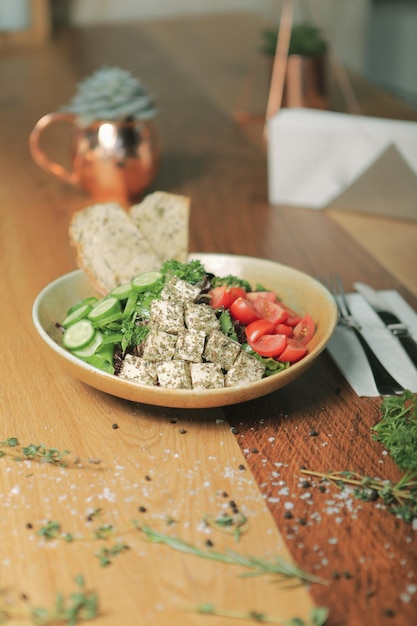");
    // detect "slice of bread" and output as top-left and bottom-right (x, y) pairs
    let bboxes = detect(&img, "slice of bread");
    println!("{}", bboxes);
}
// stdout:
(129, 191), (189, 264)
(69, 203), (161, 295)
